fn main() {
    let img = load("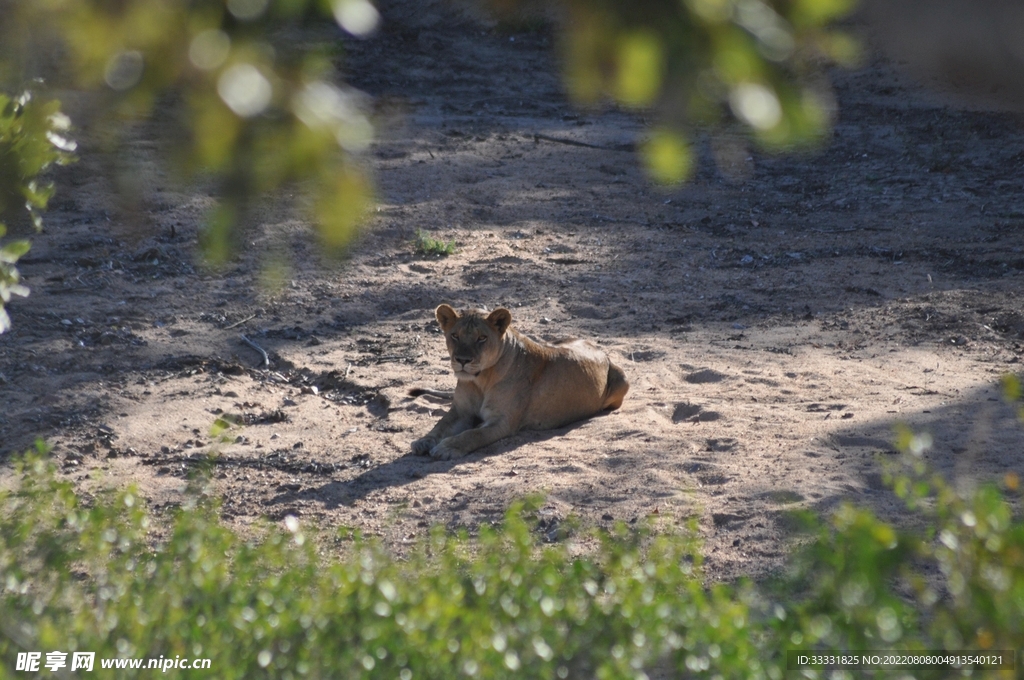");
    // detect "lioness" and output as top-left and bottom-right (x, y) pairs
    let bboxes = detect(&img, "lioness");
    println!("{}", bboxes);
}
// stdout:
(410, 304), (628, 460)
